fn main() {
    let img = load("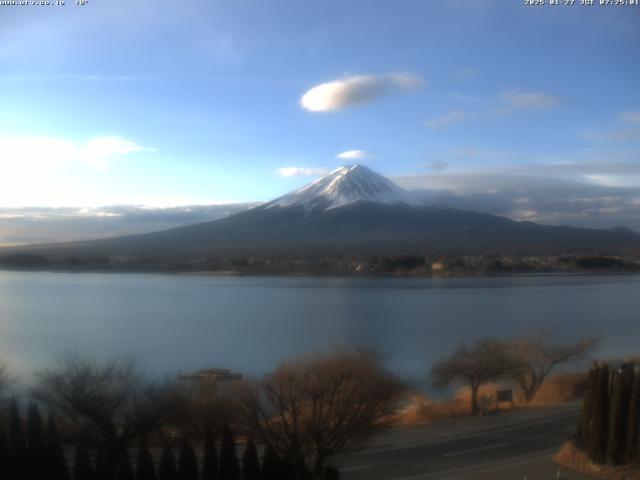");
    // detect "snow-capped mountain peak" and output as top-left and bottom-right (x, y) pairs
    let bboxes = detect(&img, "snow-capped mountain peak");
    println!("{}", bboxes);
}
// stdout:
(265, 164), (418, 211)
